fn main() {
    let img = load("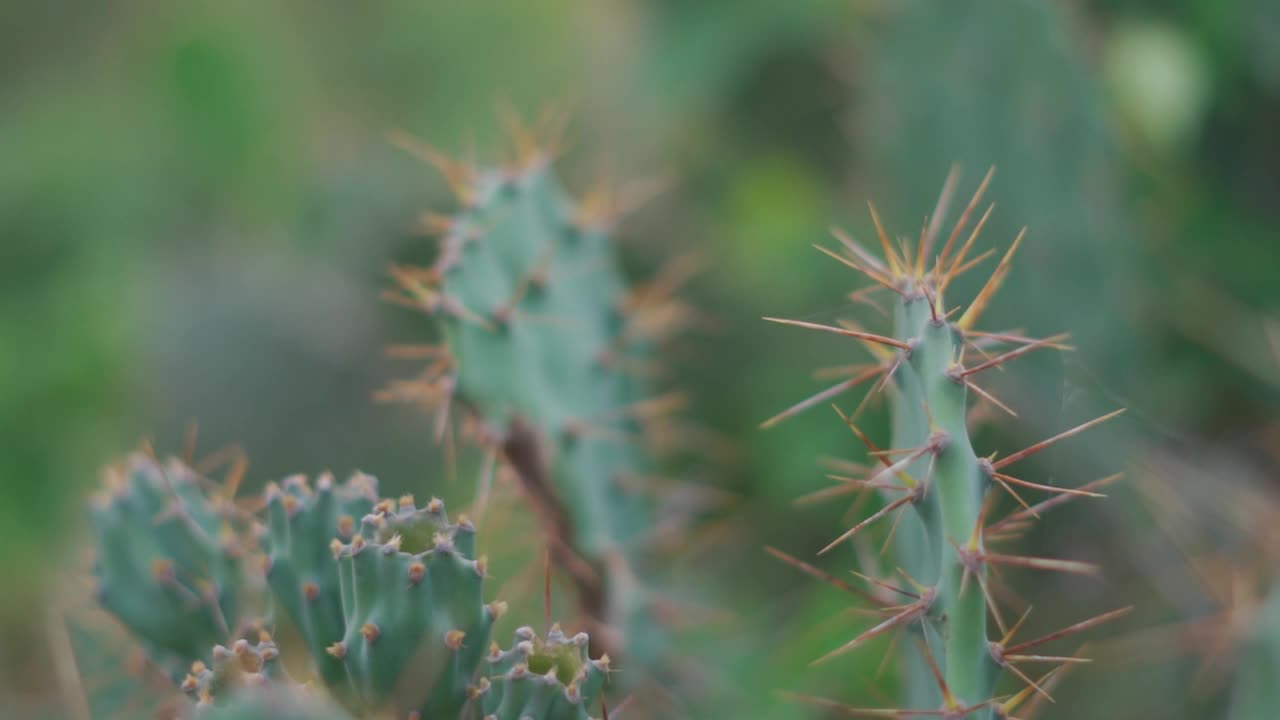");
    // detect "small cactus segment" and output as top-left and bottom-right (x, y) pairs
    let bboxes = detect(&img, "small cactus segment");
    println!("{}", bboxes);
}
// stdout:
(1232, 583), (1280, 719)
(90, 453), (244, 680)
(766, 174), (1129, 718)
(196, 686), (357, 720)
(263, 472), (378, 686)
(181, 632), (286, 709)
(328, 495), (504, 718)
(387, 133), (680, 668)
(396, 145), (657, 557)
(480, 625), (610, 720)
